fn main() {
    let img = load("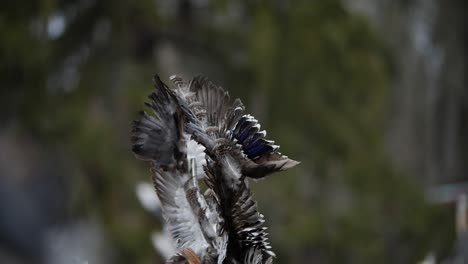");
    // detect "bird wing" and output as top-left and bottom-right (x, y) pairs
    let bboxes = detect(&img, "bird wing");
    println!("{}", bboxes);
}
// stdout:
(166, 248), (201, 264)
(152, 167), (209, 255)
(232, 115), (300, 178)
(189, 76), (245, 137)
(231, 181), (275, 259)
(131, 75), (180, 165)
(244, 248), (273, 264)
(186, 138), (207, 179)
(132, 76), (215, 258)
(204, 162), (275, 262)
(187, 76), (299, 178)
